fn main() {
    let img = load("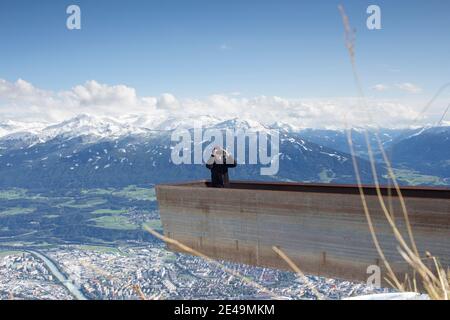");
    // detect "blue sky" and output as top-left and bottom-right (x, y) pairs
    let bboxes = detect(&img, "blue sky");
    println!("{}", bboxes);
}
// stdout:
(0, 0), (449, 127)
(0, 0), (449, 98)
